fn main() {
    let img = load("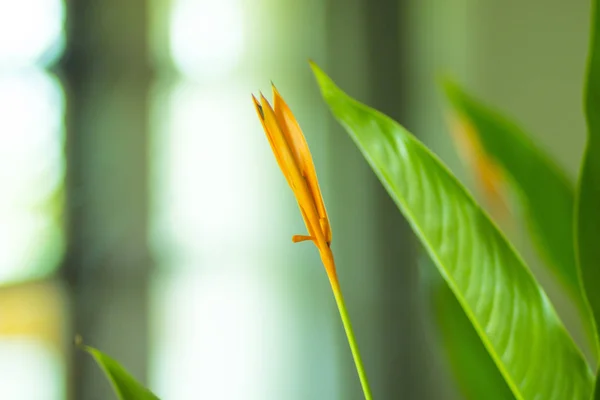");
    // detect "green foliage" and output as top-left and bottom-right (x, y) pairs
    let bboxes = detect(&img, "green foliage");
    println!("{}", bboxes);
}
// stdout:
(578, 0), (600, 369)
(434, 0), (600, 394)
(441, 81), (600, 396)
(442, 81), (584, 312)
(311, 62), (594, 399)
(83, 345), (160, 400)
